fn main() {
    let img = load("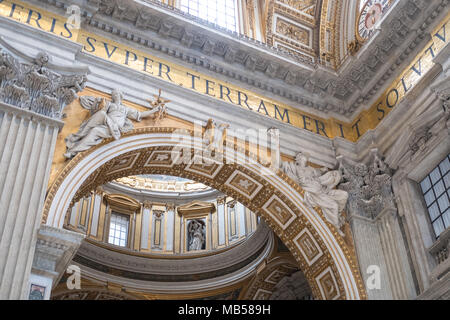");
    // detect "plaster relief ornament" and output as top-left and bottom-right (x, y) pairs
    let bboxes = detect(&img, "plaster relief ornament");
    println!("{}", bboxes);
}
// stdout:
(337, 150), (395, 220)
(281, 153), (348, 232)
(187, 219), (206, 251)
(64, 89), (168, 159)
(147, 89), (170, 122)
(204, 118), (230, 153)
(437, 88), (450, 130)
